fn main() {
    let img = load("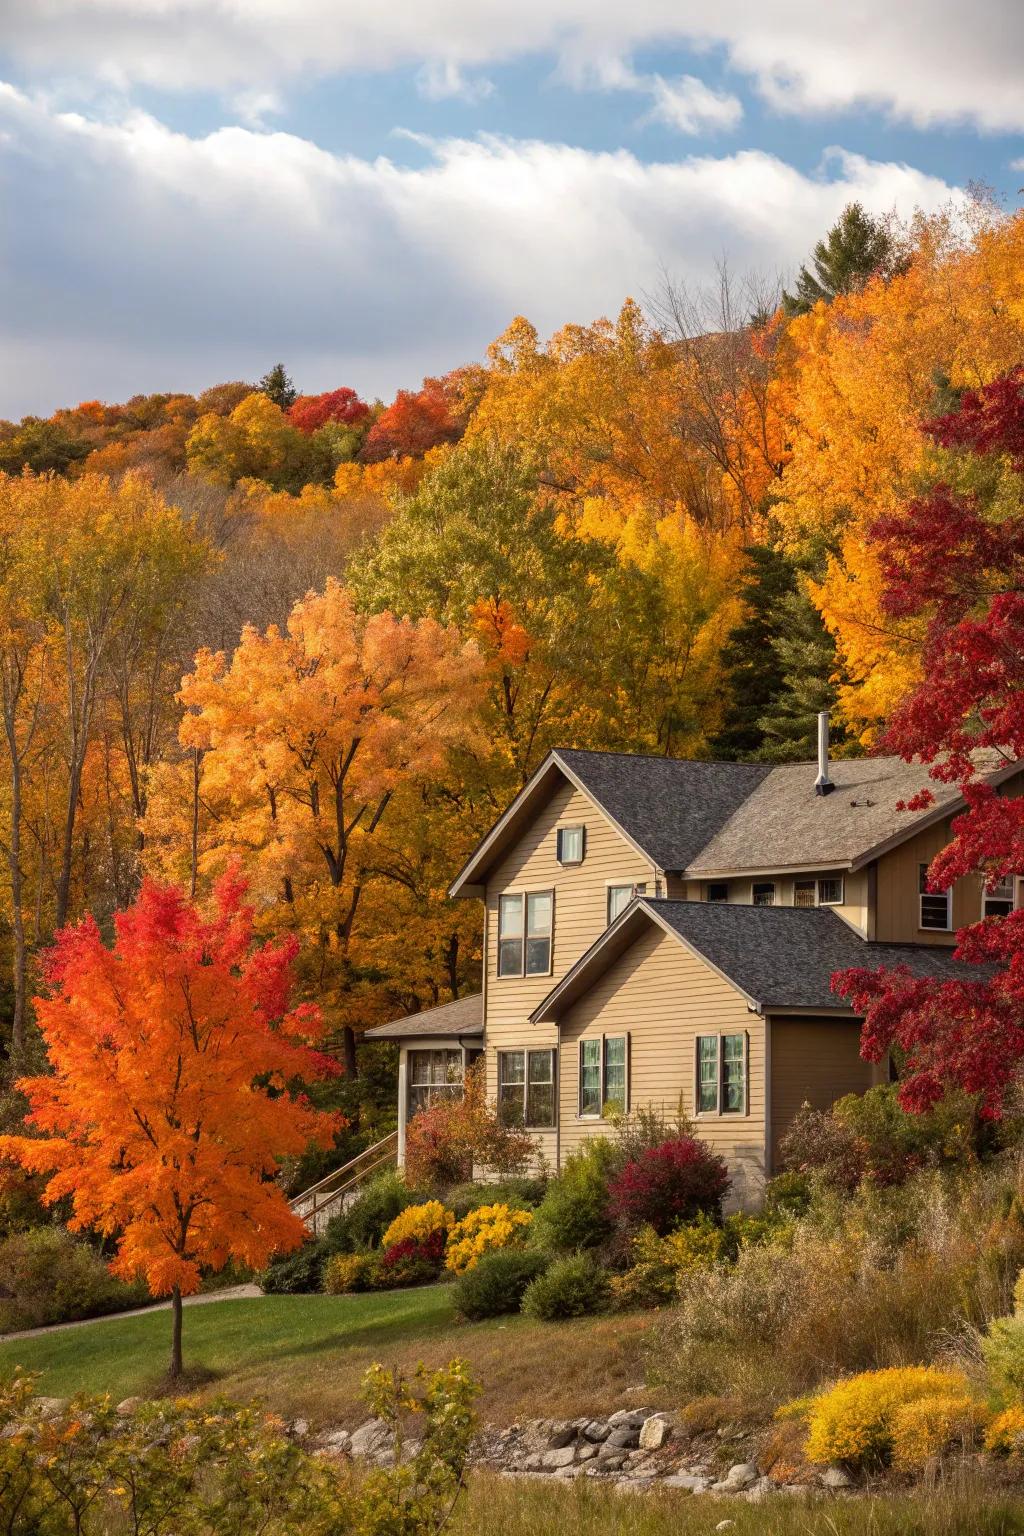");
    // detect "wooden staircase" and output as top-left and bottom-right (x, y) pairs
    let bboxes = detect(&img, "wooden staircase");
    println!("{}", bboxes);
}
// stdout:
(289, 1132), (399, 1237)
